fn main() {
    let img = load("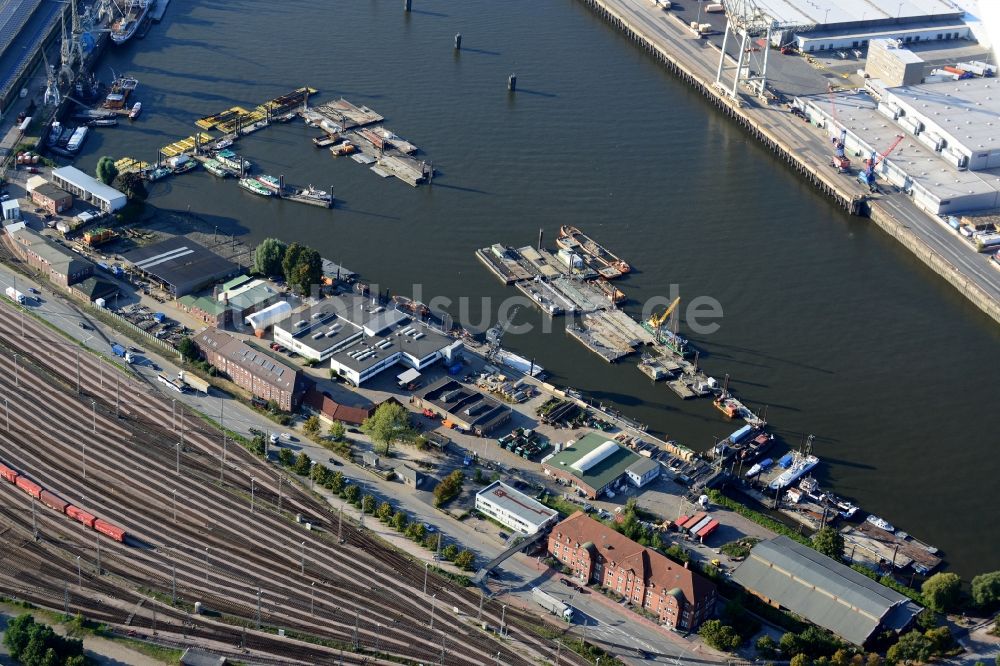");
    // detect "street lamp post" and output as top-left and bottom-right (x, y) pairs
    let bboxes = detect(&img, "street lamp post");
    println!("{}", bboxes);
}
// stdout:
(3, 397), (8, 432)
(91, 400), (97, 433)
(251, 477), (256, 513)
(429, 593), (437, 630)
(310, 582), (315, 616)
(301, 540), (306, 575)
(500, 604), (507, 637)
(423, 561), (429, 595)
